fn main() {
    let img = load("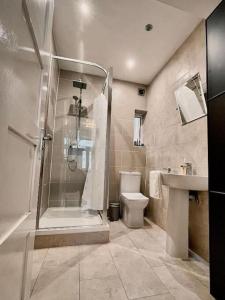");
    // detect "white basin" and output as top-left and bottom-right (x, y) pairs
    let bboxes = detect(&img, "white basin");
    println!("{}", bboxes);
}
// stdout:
(159, 172), (208, 259)
(162, 173), (208, 191)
